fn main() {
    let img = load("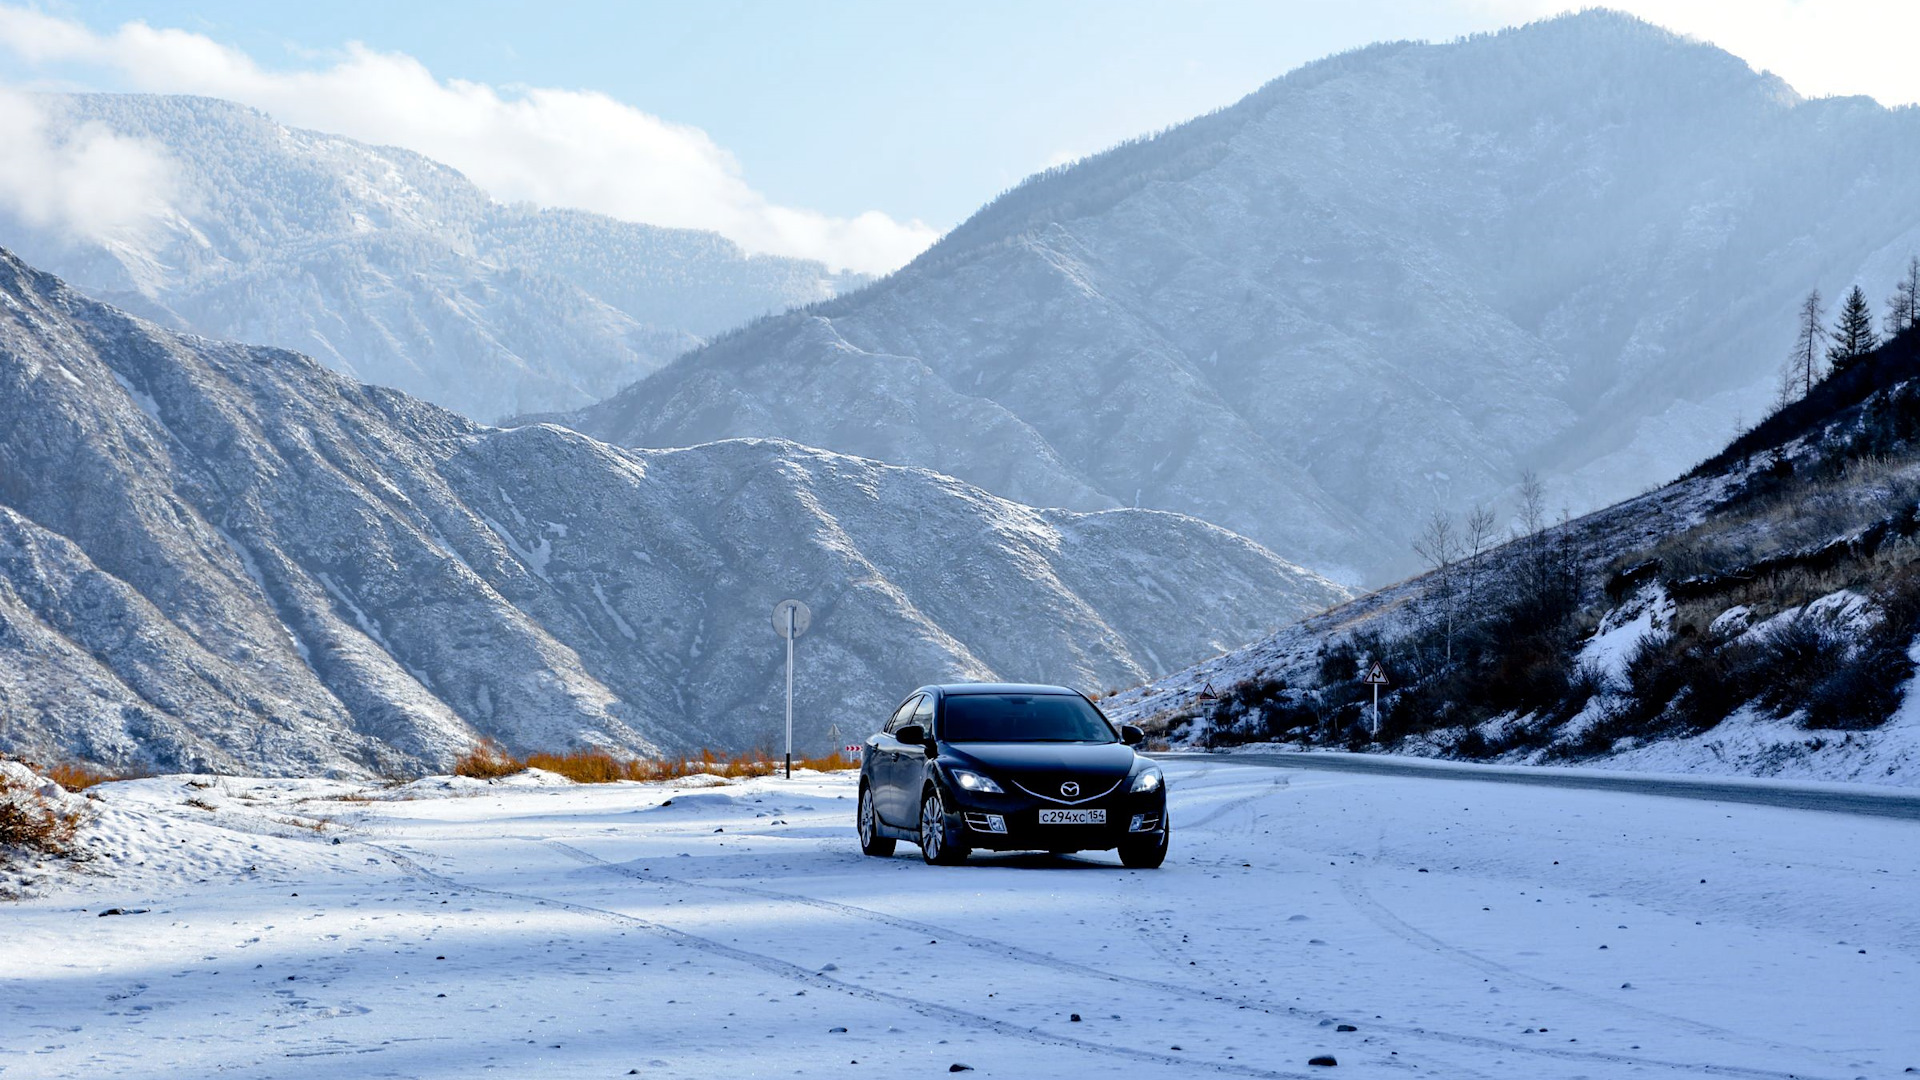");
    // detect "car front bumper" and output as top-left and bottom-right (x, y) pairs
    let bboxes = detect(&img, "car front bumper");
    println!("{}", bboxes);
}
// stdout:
(944, 786), (1167, 852)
